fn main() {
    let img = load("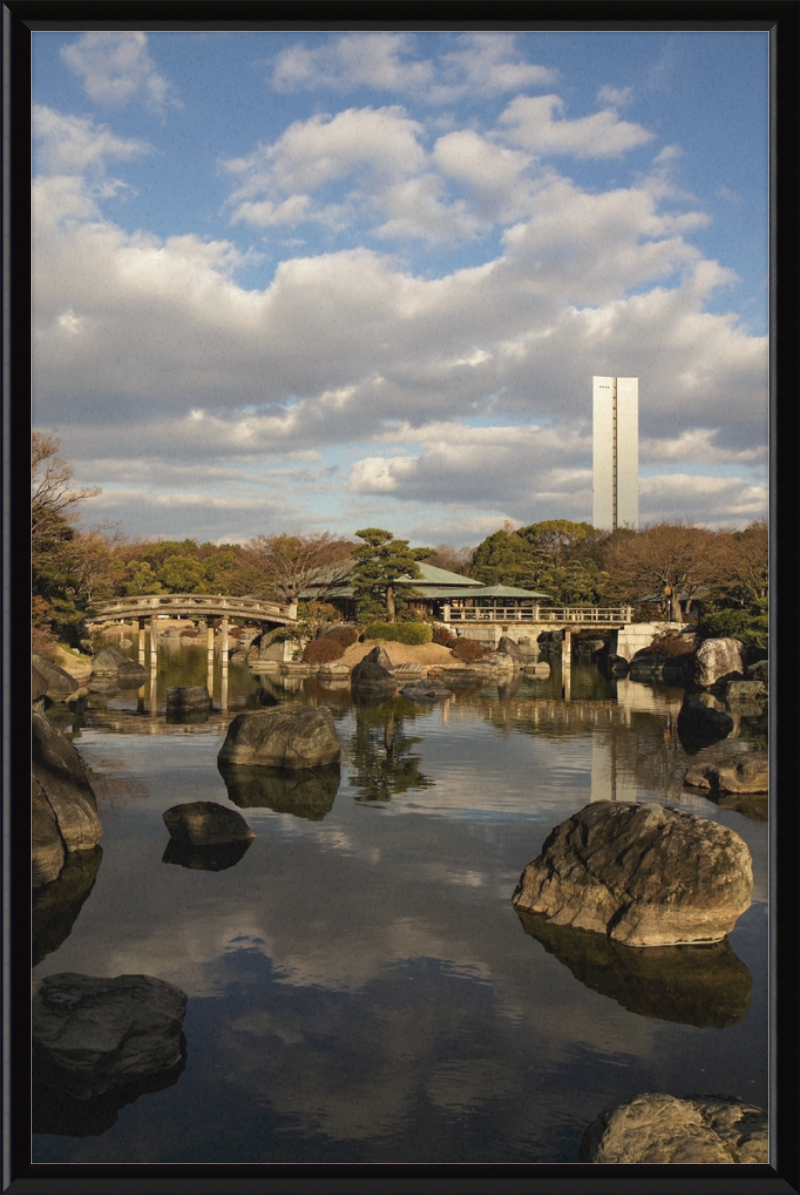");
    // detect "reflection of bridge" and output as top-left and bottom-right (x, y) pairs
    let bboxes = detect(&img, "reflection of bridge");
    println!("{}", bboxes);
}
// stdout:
(85, 593), (297, 675)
